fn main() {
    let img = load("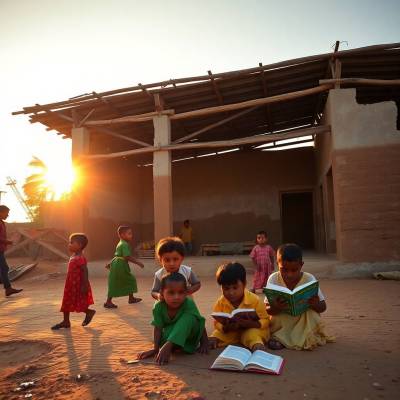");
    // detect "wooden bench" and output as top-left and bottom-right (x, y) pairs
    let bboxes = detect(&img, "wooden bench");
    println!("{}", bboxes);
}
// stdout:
(201, 241), (254, 256)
